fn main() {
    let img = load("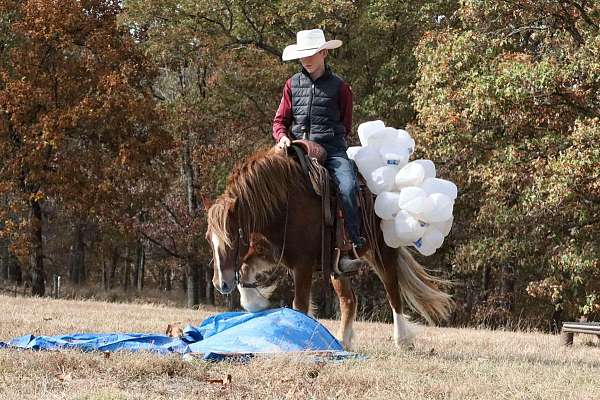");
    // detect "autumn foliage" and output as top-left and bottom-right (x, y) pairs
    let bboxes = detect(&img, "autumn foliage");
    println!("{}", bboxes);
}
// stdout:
(1, 0), (598, 328)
